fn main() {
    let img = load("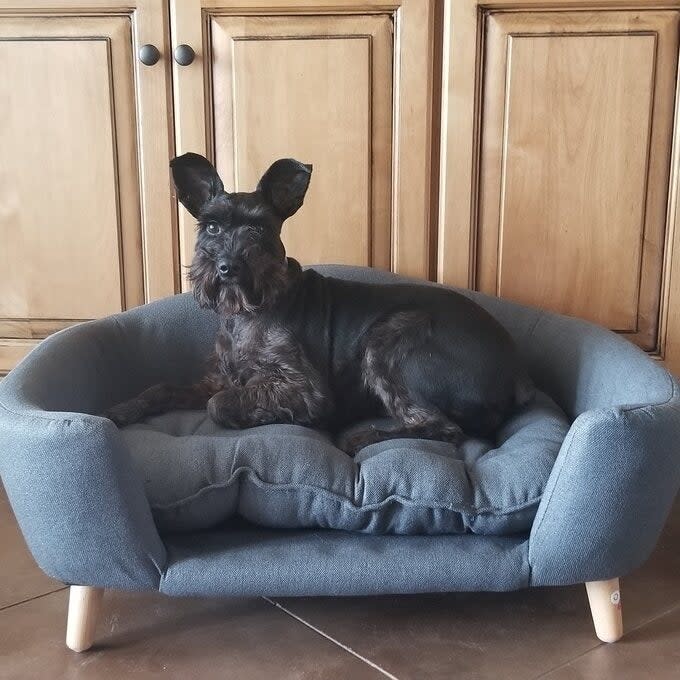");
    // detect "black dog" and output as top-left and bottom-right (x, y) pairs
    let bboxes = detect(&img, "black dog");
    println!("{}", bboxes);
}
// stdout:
(106, 153), (534, 454)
